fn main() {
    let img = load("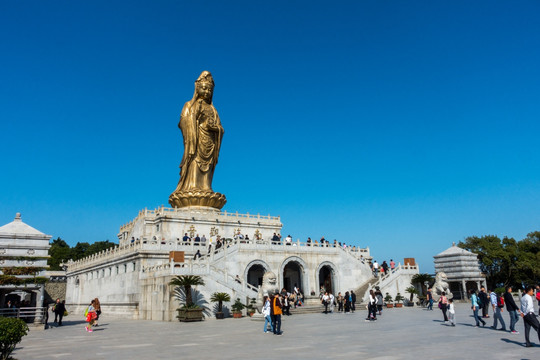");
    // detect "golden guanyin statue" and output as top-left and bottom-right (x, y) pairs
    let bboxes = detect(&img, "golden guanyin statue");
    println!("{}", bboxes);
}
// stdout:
(169, 71), (227, 209)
